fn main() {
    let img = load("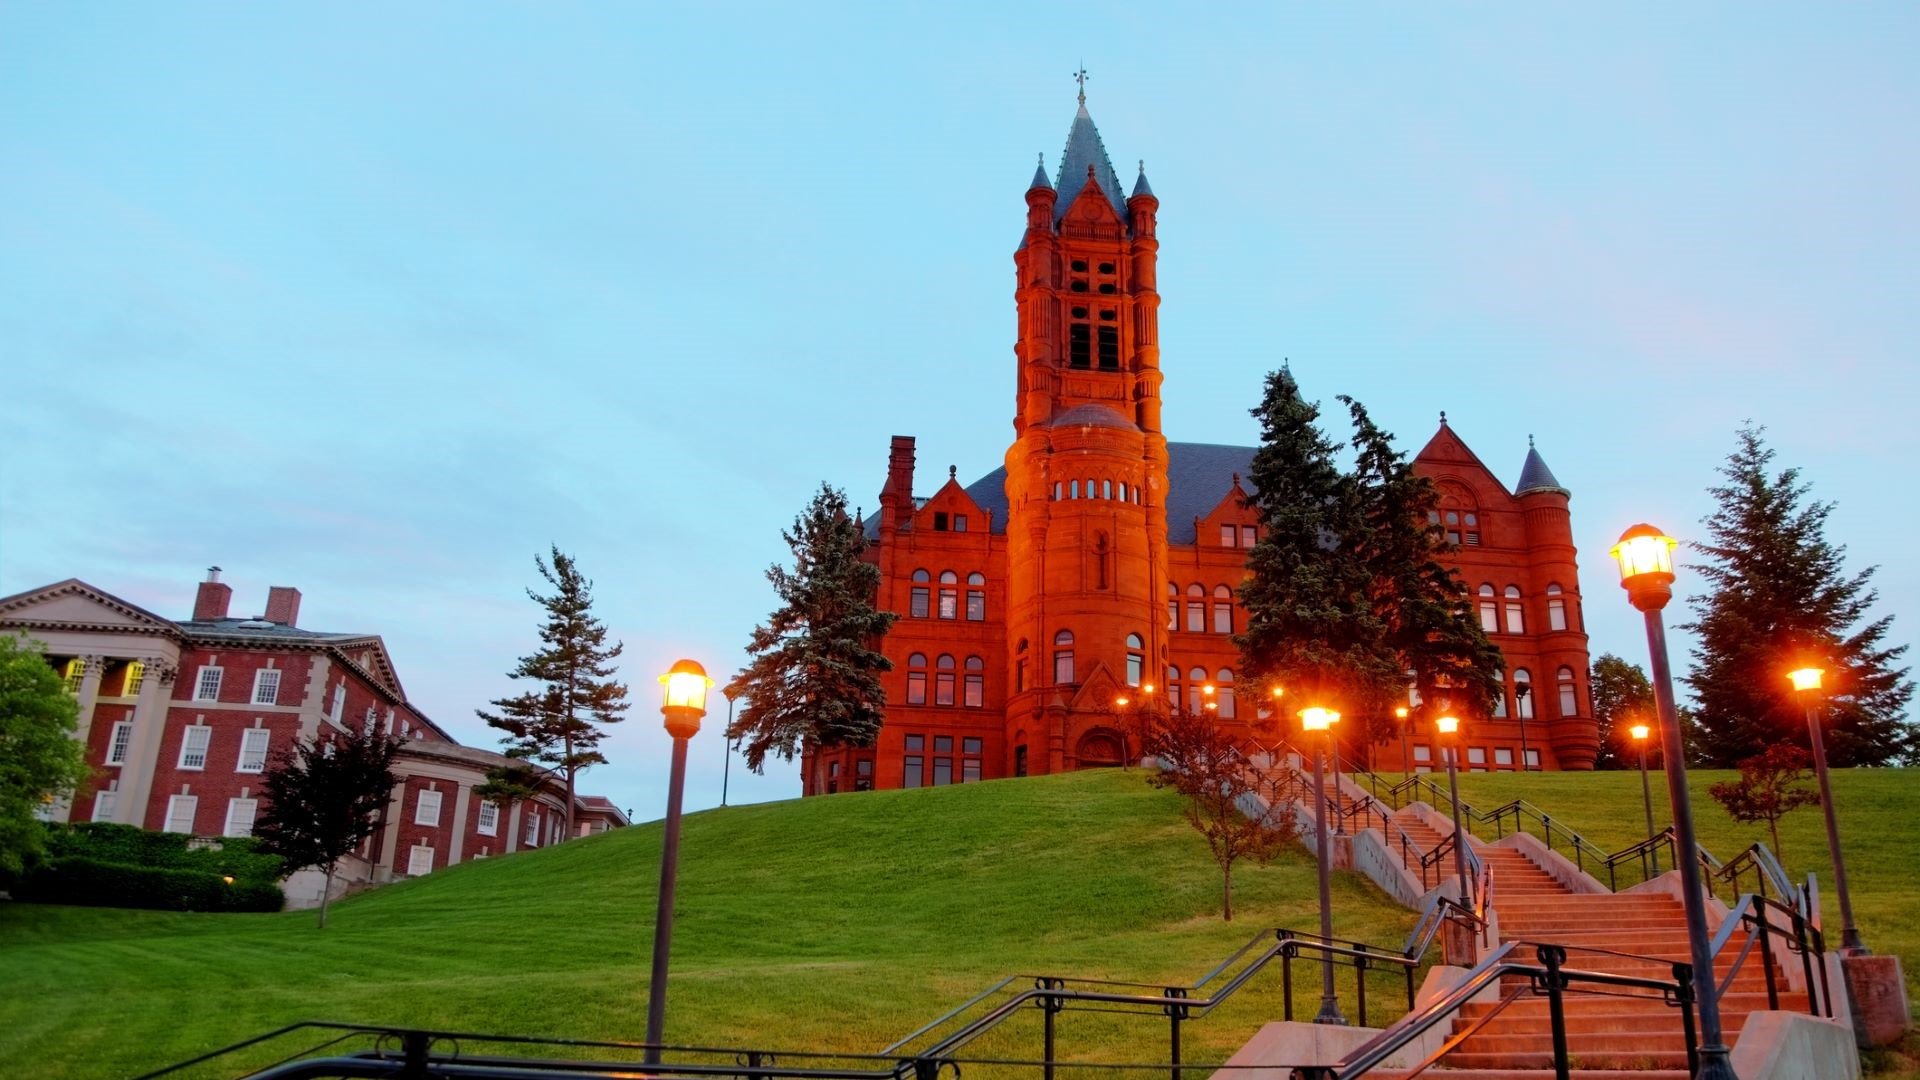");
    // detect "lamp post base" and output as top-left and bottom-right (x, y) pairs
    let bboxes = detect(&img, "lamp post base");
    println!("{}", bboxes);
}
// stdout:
(1312, 996), (1349, 1026)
